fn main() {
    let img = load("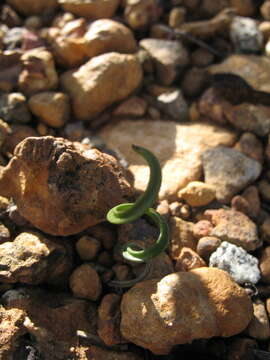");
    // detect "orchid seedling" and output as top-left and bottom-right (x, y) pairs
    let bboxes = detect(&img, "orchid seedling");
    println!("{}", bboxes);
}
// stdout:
(106, 145), (169, 287)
